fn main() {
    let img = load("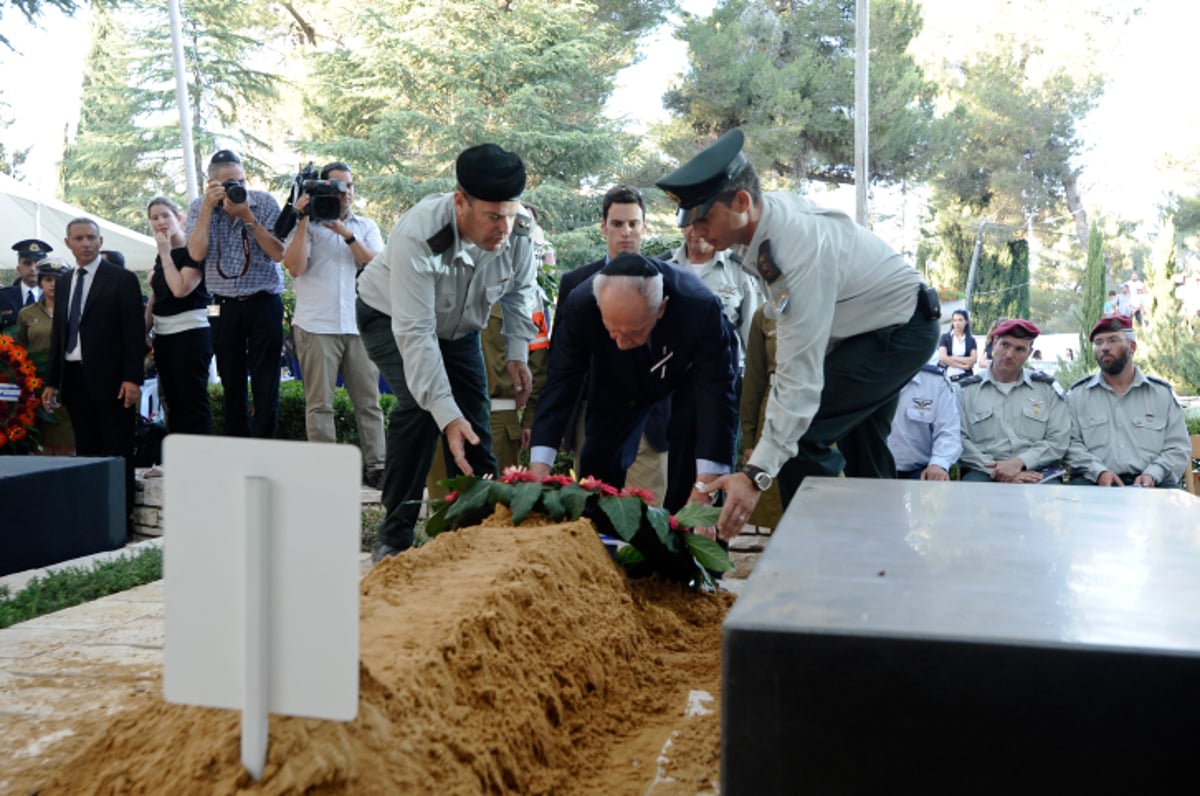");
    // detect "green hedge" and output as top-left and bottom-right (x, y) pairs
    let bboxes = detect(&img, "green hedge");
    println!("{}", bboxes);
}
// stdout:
(208, 381), (397, 448)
